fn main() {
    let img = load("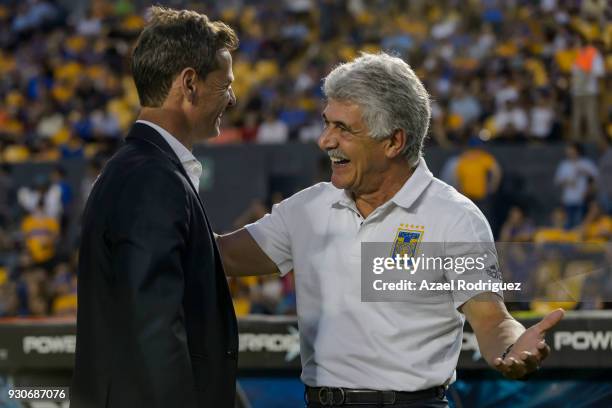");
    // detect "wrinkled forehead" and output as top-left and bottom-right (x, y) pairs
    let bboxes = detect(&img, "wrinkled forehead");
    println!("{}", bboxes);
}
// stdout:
(323, 98), (364, 124)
